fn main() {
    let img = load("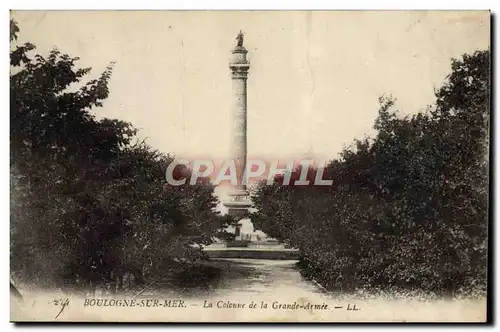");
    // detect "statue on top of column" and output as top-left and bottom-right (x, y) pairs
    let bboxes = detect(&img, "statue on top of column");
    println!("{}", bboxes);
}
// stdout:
(236, 30), (244, 47)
